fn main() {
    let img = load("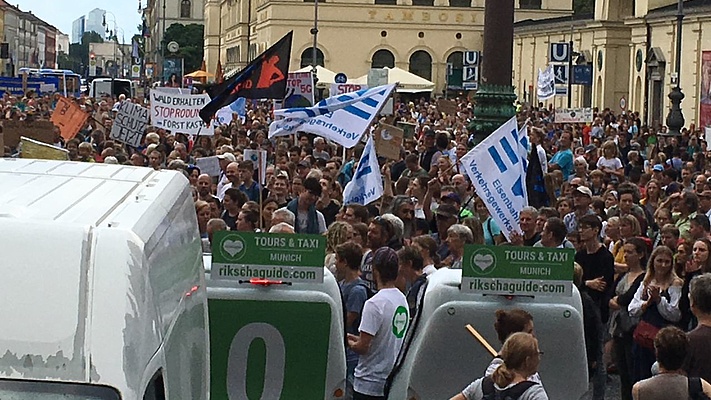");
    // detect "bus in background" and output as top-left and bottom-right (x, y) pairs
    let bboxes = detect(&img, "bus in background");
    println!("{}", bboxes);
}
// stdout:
(18, 68), (81, 97)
